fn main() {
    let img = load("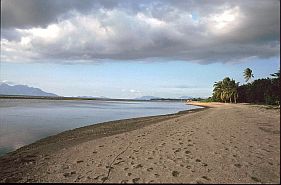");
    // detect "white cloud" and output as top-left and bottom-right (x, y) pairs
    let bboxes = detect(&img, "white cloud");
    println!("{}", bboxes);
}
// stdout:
(1, 0), (279, 64)
(129, 89), (141, 93)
